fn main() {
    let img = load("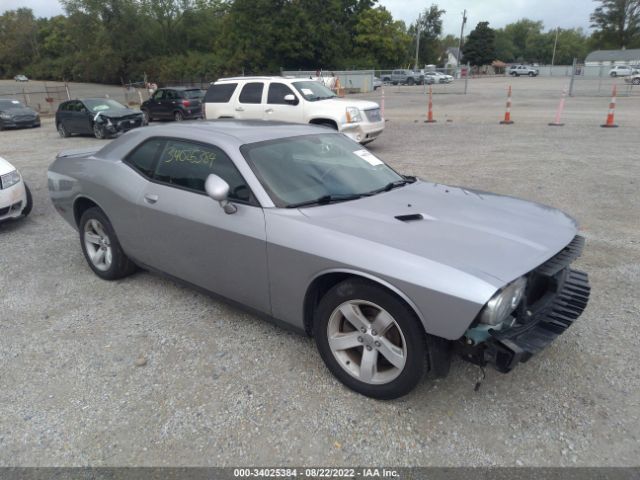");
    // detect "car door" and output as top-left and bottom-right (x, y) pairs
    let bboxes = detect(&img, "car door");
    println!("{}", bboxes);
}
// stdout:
(134, 137), (270, 313)
(160, 89), (178, 118)
(263, 82), (303, 123)
(234, 82), (265, 119)
(77, 101), (94, 134)
(148, 89), (165, 118)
